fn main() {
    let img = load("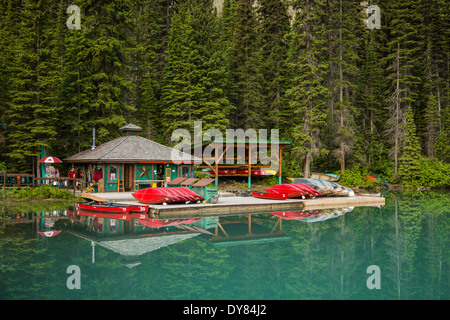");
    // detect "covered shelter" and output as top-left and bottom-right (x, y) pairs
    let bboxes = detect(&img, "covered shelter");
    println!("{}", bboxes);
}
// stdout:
(64, 124), (198, 192)
(192, 138), (291, 188)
